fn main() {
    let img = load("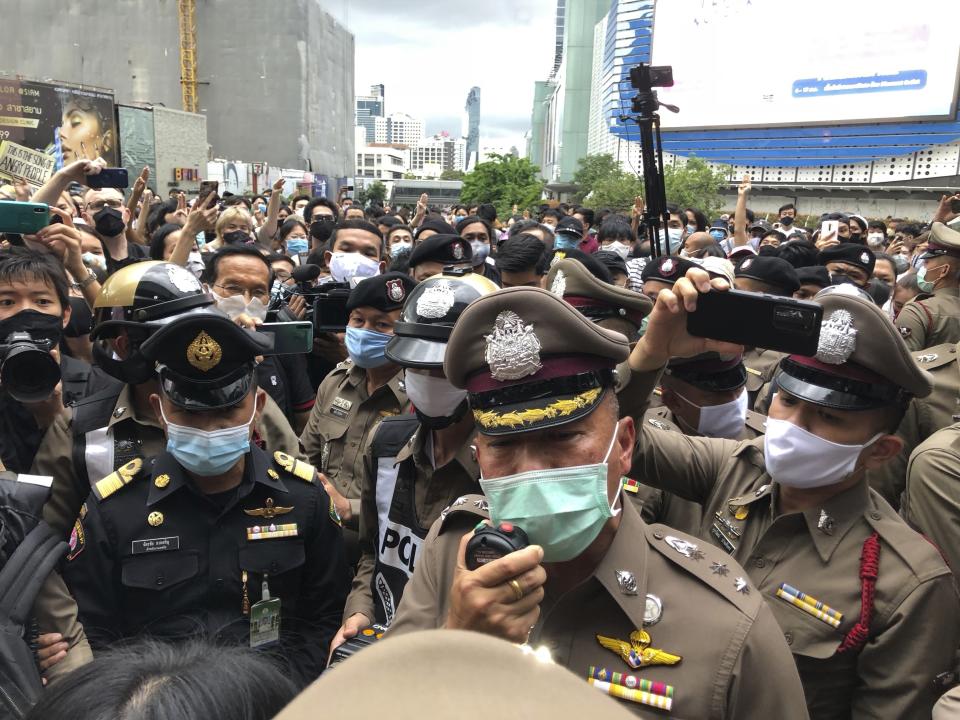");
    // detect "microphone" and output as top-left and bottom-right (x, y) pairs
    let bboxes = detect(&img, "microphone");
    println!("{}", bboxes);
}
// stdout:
(292, 264), (321, 283)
